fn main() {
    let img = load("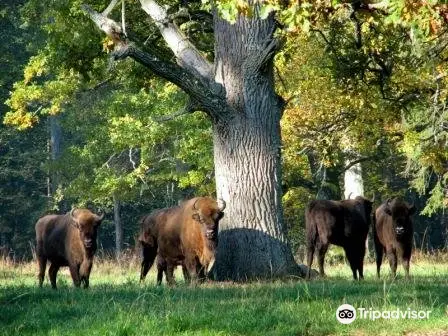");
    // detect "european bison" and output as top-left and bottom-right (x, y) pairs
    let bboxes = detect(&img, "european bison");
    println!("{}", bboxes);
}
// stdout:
(373, 198), (415, 278)
(138, 197), (225, 285)
(35, 208), (104, 288)
(305, 196), (373, 280)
